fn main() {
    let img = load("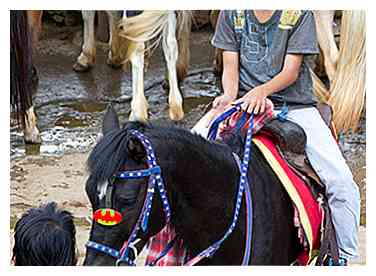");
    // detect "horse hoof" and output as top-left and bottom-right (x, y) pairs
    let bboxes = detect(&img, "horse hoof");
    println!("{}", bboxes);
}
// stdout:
(73, 62), (92, 73)
(106, 58), (122, 70)
(107, 63), (122, 70)
(129, 111), (148, 122)
(169, 106), (184, 121)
